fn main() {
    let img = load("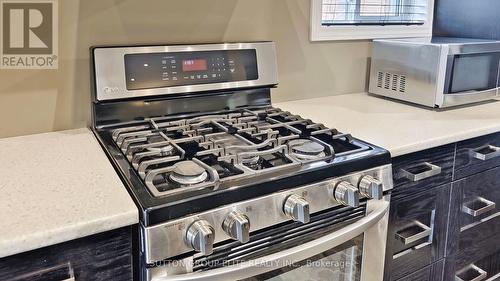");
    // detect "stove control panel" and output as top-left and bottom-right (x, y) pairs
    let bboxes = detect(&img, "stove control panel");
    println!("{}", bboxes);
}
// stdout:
(141, 165), (393, 263)
(92, 42), (278, 101)
(124, 49), (258, 90)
